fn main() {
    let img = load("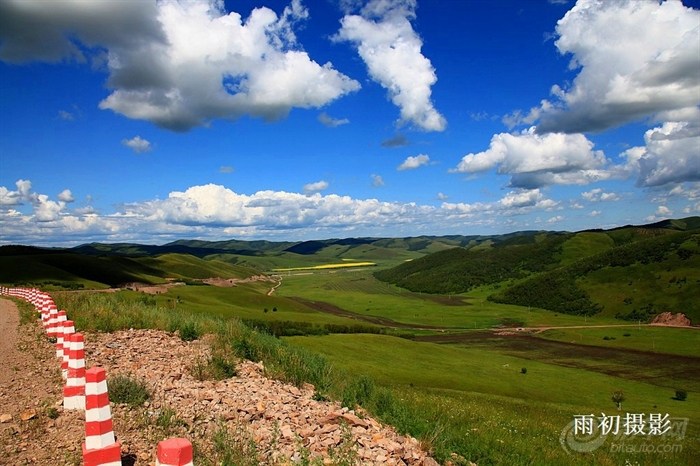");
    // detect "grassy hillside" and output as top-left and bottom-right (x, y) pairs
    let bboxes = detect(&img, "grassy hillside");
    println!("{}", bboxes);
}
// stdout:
(374, 233), (571, 293)
(0, 247), (260, 288)
(375, 218), (700, 322)
(490, 230), (700, 320)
